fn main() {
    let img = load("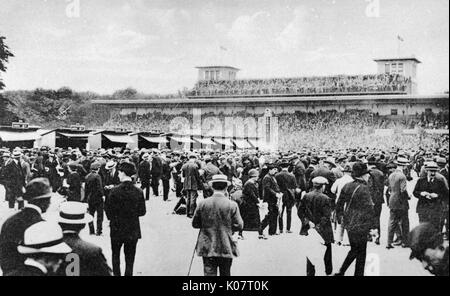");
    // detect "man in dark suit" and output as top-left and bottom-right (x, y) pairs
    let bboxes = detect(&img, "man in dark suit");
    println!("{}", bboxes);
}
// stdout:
(105, 162), (146, 276)
(85, 162), (105, 236)
(151, 150), (163, 197)
(302, 176), (334, 276)
(57, 201), (111, 276)
(367, 156), (385, 245)
(386, 159), (410, 249)
(192, 174), (243, 276)
(0, 178), (52, 274)
(275, 161), (298, 234)
(259, 164), (282, 238)
(161, 153), (172, 201)
(309, 161), (337, 203)
(66, 162), (82, 202)
(289, 155), (306, 191)
(103, 160), (120, 204)
(182, 154), (202, 218)
(413, 162), (449, 232)
(437, 157), (449, 239)
(2, 149), (26, 209)
(138, 153), (151, 200)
